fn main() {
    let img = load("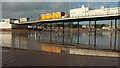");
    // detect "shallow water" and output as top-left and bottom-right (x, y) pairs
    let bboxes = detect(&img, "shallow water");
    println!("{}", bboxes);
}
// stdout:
(0, 31), (120, 51)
